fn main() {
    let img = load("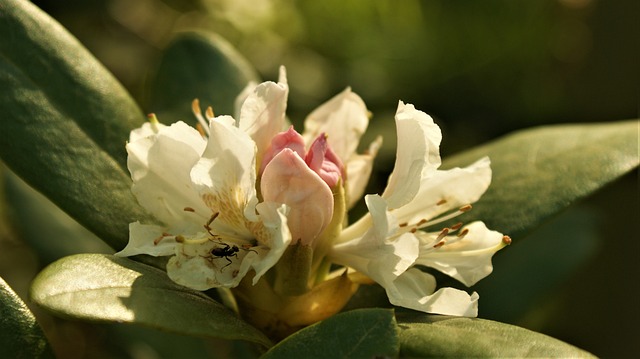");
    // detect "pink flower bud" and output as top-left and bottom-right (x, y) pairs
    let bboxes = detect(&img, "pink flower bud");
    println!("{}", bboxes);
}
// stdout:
(261, 149), (334, 246)
(305, 133), (345, 188)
